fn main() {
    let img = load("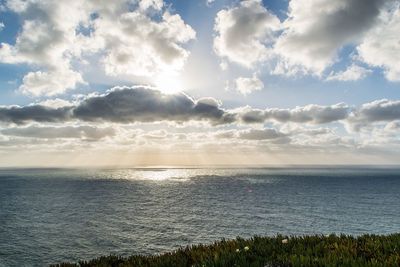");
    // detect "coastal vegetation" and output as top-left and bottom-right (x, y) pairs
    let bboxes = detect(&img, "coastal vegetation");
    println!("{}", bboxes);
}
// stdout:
(53, 234), (400, 267)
